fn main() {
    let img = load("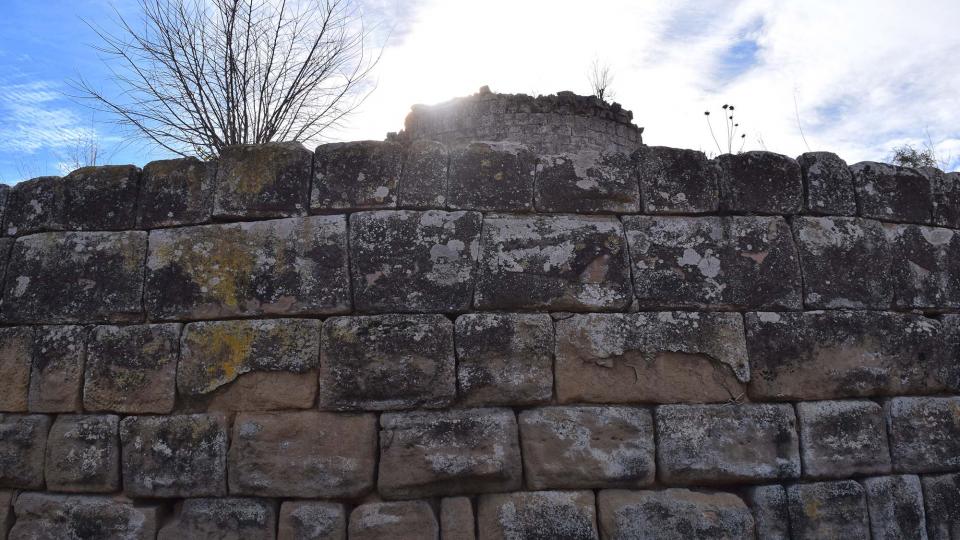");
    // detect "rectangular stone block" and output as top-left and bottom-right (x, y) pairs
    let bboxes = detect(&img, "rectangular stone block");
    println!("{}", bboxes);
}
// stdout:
(378, 408), (521, 499)
(921, 473), (960, 540)
(44, 414), (119, 493)
(349, 501), (437, 540)
(475, 214), (632, 311)
(398, 140), (448, 208)
(796, 400), (892, 478)
(864, 475), (928, 540)
(716, 151), (803, 213)
(478, 491), (598, 540)
(2, 231), (146, 323)
(656, 403), (800, 485)
(0, 327), (32, 412)
(448, 142), (535, 211)
(11, 493), (162, 540)
(279, 501), (346, 540)
(886, 397), (960, 474)
(598, 488), (755, 540)
(137, 157), (215, 228)
(228, 411), (377, 498)
(886, 223), (960, 309)
(519, 406), (655, 490)
(787, 481), (870, 540)
(312, 141), (402, 211)
(350, 210), (481, 313)
(145, 216), (349, 320)
(60, 165), (140, 230)
(796, 151), (857, 215)
(319, 315), (455, 411)
(851, 161), (934, 223)
(213, 142), (312, 218)
(119, 413), (228, 497)
(746, 311), (955, 400)
(0, 490), (11, 540)
(159, 497), (276, 540)
(930, 169), (960, 228)
(534, 150), (640, 213)
(28, 325), (87, 413)
(3, 176), (61, 236)
(624, 215), (802, 310)
(636, 146), (720, 214)
(455, 313), (553, 406)
(0, 414), (50, 489)
(441, 497), (475, 540)
(744, 485), (790, 540)
(84, 323), (180, 414)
